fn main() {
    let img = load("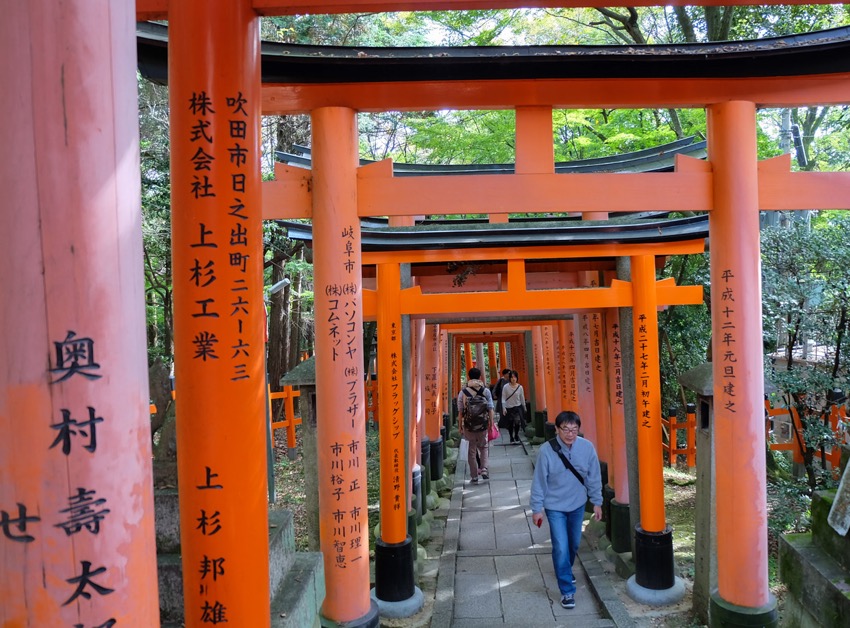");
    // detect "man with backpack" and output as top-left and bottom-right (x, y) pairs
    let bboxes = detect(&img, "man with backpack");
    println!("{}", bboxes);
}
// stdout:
(456, 367), (495, 484)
